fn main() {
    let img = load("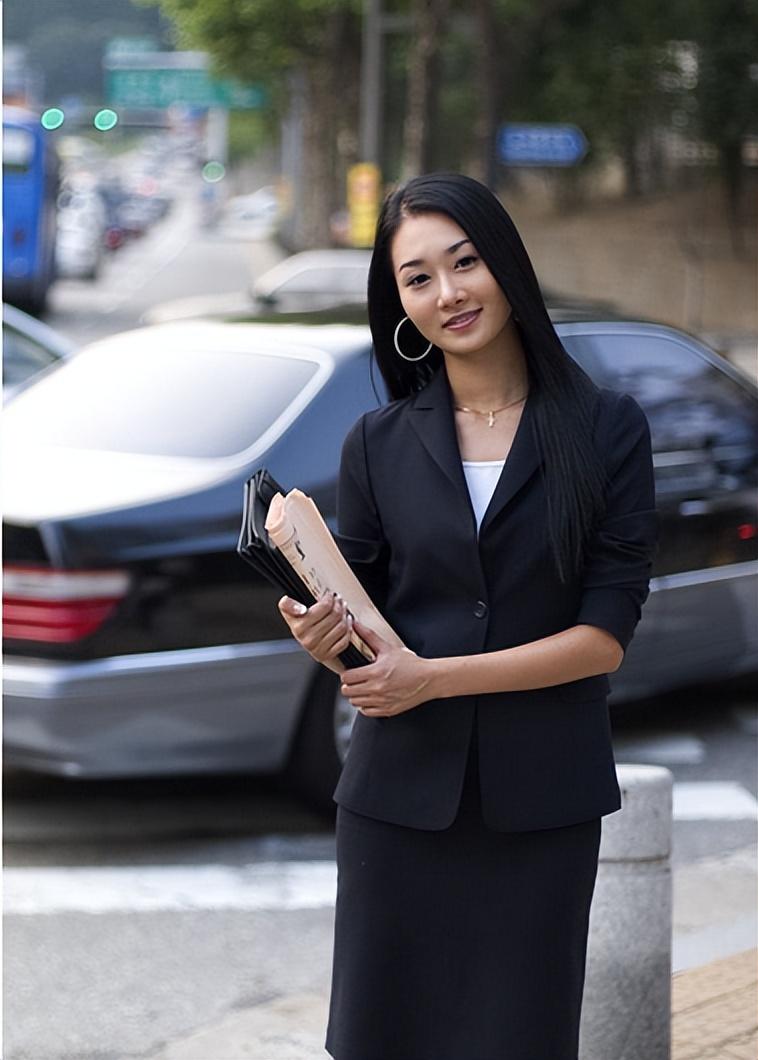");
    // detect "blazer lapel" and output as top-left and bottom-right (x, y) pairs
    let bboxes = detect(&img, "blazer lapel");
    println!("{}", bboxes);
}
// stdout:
(408, 364), (476, 535)
(478, 387), (541, 537)
(408, 362), (542, 539)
